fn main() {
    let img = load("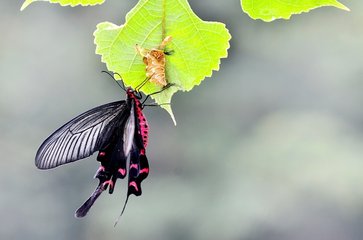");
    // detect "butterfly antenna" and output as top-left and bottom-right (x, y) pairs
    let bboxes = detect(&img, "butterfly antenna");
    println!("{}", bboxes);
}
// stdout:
(114, 195), (131, 227)
(101, 71), (126, 91)
(135, 76), (151, 92)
